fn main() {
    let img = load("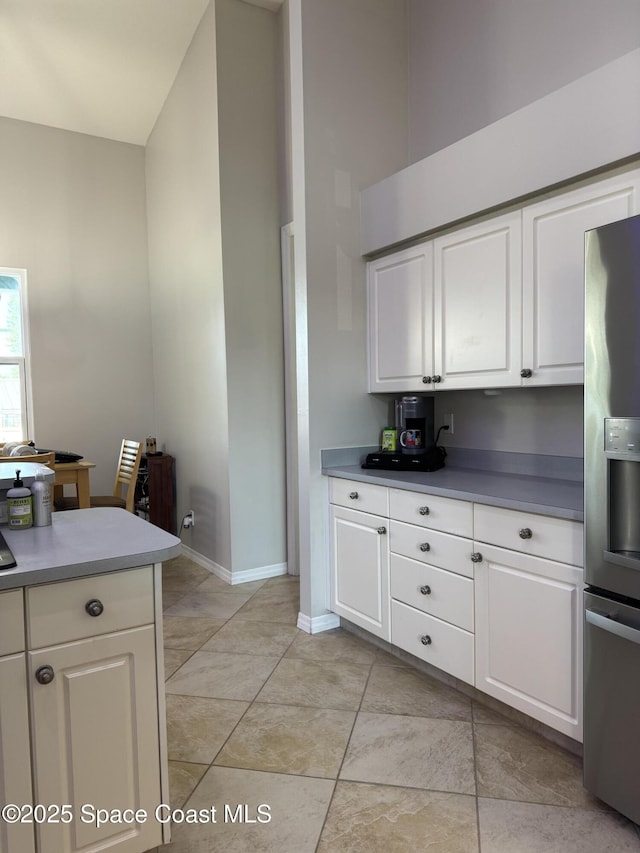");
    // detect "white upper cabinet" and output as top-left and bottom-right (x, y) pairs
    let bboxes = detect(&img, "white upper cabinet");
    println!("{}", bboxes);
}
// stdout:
(433, 212), (522, 389)
(367, 243), (434, 392)
(522, 169), (640, 386)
